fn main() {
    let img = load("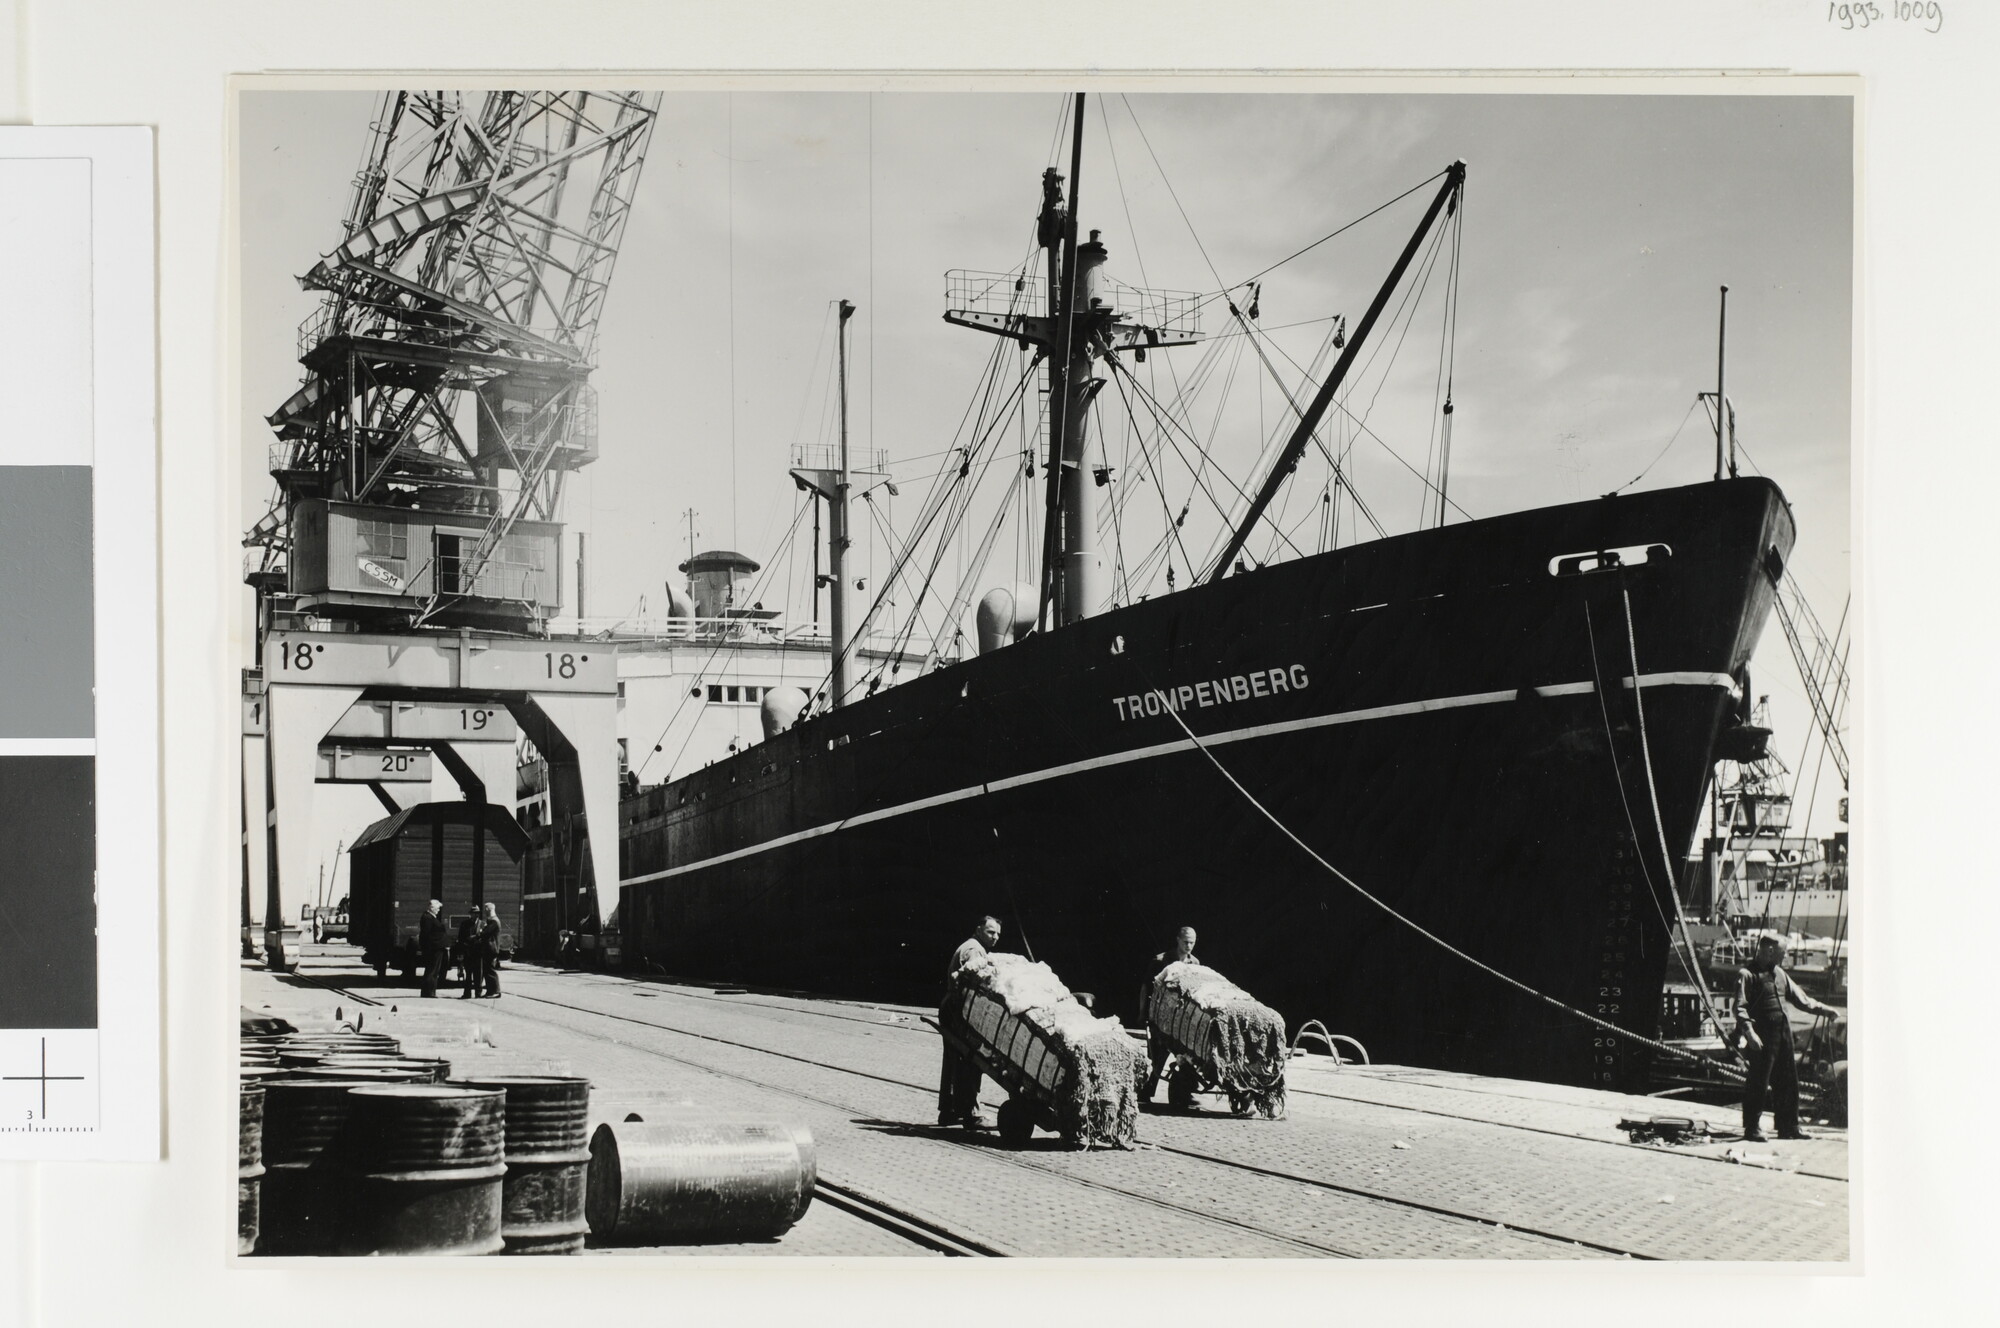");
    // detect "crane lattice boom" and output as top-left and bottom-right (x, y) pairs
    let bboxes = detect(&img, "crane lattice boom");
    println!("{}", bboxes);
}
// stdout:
(251, 90), (660, 631)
